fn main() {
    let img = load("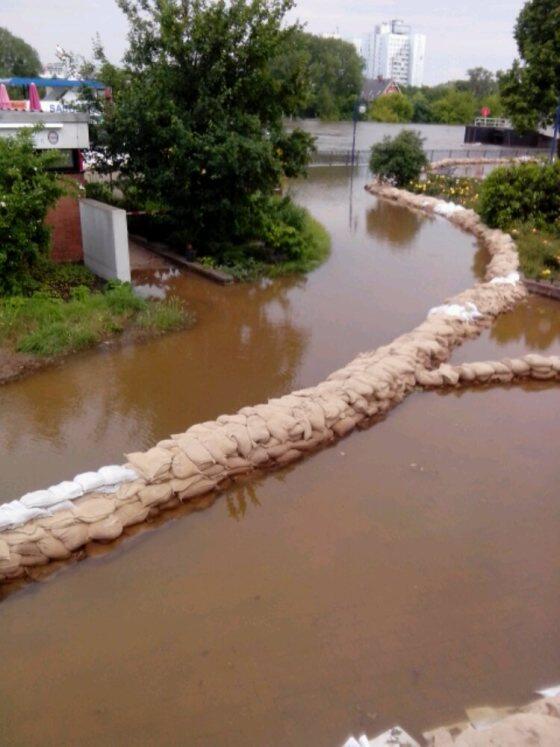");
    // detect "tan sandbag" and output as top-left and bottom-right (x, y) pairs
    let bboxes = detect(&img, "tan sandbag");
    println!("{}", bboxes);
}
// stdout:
(18, 550), (49, 567)
(52, 523), (90, 551)
(507, 358), (531, 376)
(87, 515), (124, 542)
(37, 535), (71, 560)
(115, 478), (145, 502)
(4, 525), (47, 544)
(170, 475), (205, 494)
(247, 446), (270, 465)
(115, 500), (150, 528)
(0, 553), (24, 578)
(454, 713), (560, 745)
(332, 417), (357, 437)
(174, 435), (215, 468)
(0, 538), (10, 561)
(171, 450), (201, 480)
(275, 448), (303, 466)
(524, 353), (553, 370)
(176, 478), (216, 501)
(522, 695), (560, 719)
(138, 483), (173, 507)
(200, 432), (237, 465)
(126, 446), (172, 482)
(72, 497), (116, 523)
(246, 415), (271, 444)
